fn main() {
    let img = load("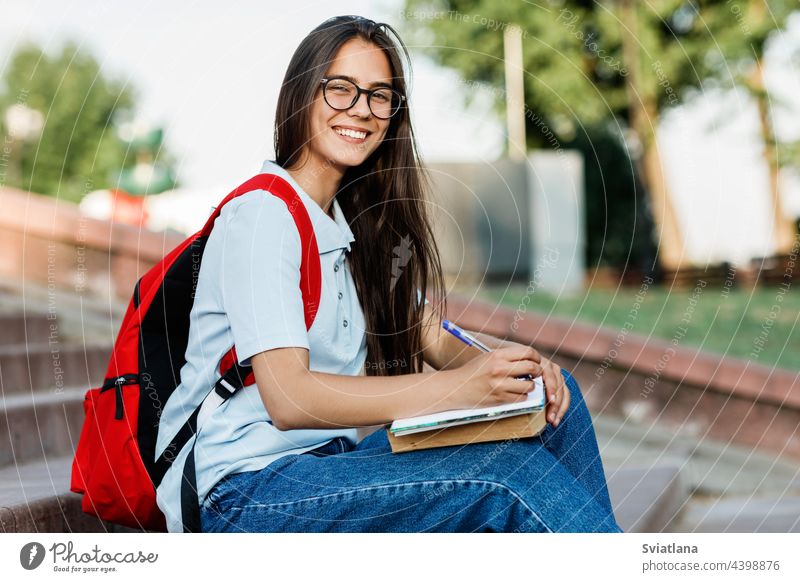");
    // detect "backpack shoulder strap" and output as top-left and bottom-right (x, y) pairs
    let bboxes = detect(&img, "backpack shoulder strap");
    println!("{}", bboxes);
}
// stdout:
(202, 173), (321, 328)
